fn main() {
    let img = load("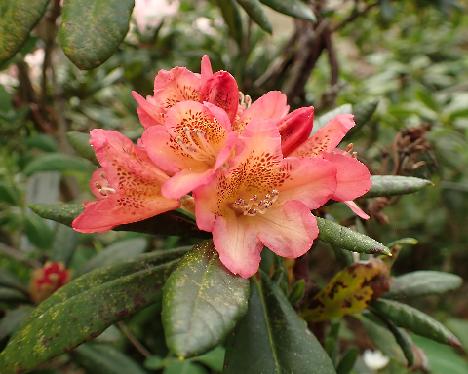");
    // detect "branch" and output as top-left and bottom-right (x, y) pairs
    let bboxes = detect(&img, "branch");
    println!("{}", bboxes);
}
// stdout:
(117, 321), (151, 357)
(332, 1), (379, 32)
